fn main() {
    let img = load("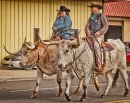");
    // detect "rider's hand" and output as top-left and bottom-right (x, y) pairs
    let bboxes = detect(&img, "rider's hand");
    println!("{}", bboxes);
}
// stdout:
(95, 32), (100, 37)
(87, 30), (91, 36)
(55, 35), (60, 41)
(57, 36), (61, 40)
(53, 27), (57, 31)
